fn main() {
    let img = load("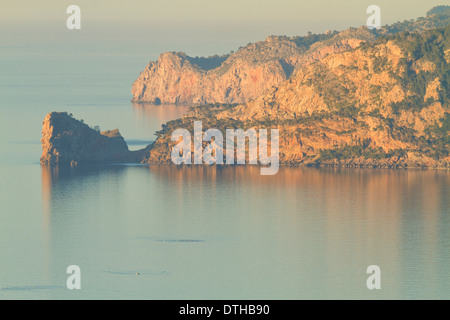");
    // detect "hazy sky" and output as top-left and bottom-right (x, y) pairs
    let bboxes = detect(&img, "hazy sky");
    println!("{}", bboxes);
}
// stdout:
(1, 0), (448, 58)
(2, 0), (447, 25)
